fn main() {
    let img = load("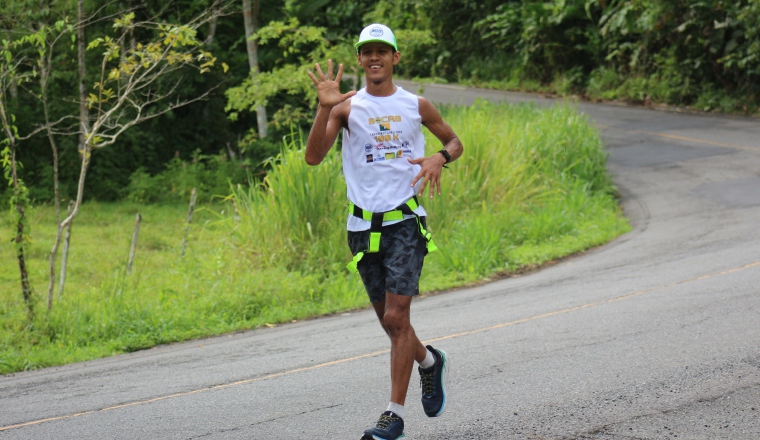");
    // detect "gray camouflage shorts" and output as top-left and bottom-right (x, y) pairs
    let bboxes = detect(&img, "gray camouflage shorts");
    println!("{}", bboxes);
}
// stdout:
(347, 217), (428, 303)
